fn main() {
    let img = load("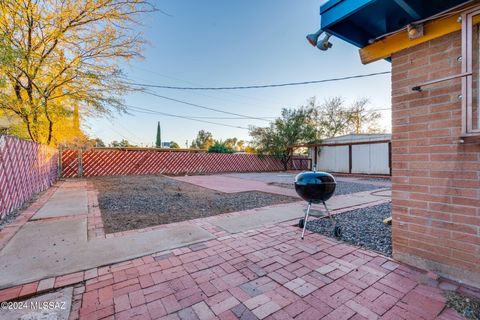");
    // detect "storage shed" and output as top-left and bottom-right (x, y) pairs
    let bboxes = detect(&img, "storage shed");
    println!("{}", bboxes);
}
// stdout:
(307, 133), (391, 175)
